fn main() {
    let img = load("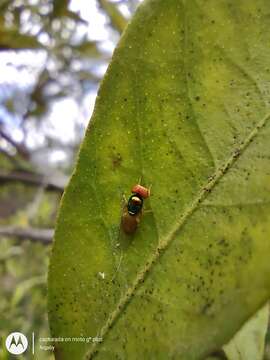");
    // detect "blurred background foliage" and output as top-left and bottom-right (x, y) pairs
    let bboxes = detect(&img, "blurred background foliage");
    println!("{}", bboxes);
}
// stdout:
(0, 1), (140, 358)
(0, 1), (270, 359)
